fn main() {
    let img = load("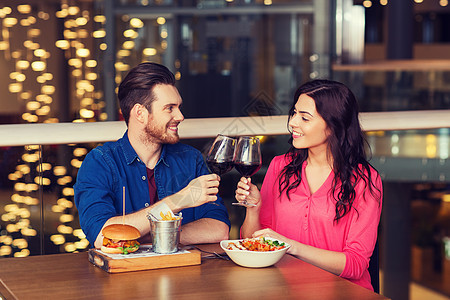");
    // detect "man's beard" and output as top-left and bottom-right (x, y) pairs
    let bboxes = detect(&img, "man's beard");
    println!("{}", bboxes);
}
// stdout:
(142, 120), (180, 145)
